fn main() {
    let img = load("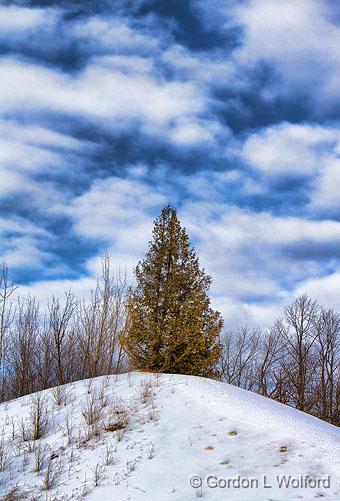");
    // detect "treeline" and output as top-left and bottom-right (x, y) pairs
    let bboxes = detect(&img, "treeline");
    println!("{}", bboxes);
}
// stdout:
(219, 295), (340, 426)
(0, 206), (339, 427)
(0, 258), (127, 402)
